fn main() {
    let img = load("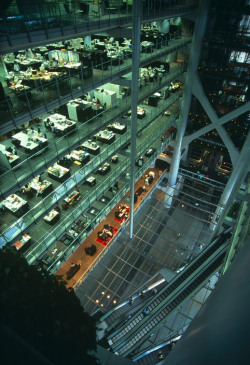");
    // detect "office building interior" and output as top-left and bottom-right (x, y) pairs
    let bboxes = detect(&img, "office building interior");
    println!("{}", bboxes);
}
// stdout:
(0, 1), (249, 364)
